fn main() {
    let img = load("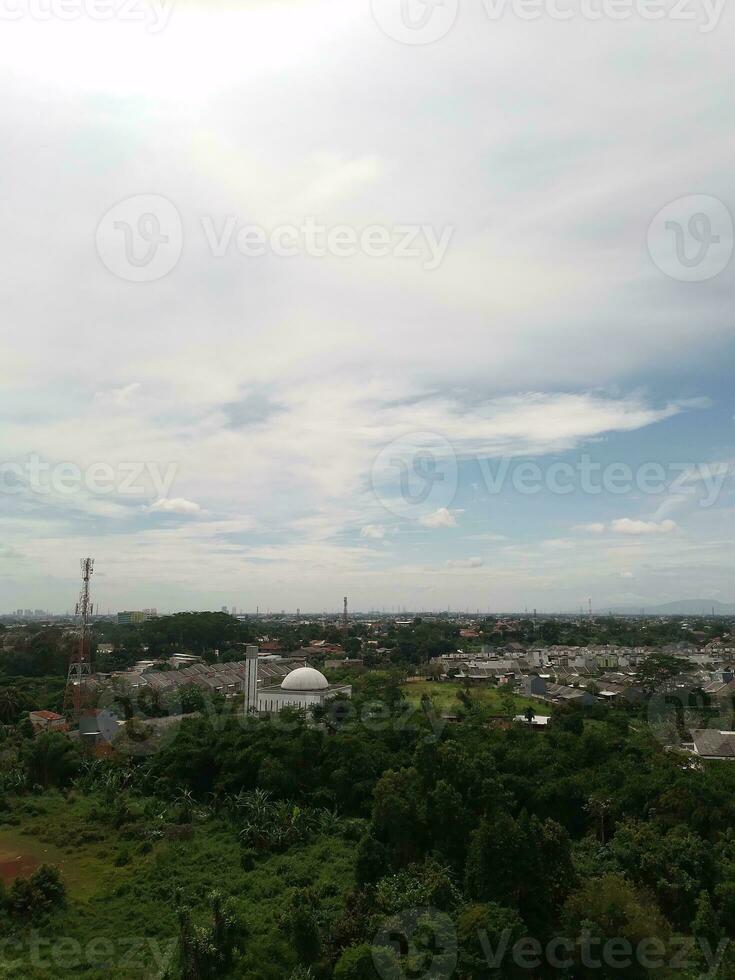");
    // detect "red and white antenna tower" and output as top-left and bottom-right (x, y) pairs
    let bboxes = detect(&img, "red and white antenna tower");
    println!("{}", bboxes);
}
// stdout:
(64, 558), (95, 719)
